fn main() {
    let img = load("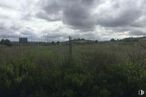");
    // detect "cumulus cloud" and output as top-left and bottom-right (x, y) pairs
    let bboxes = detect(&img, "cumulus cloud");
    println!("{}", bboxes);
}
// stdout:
(96, 0), (143, 27)
(36, 0), (146, 36)
(0, 0), (146, 41)
(36, 0), (100, 31)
